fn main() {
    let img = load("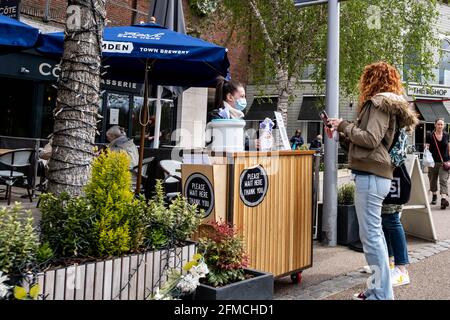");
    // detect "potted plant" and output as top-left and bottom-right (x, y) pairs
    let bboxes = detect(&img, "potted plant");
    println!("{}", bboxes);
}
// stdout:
(194, 221), (273, 300)
(337, 182), (360, 246)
